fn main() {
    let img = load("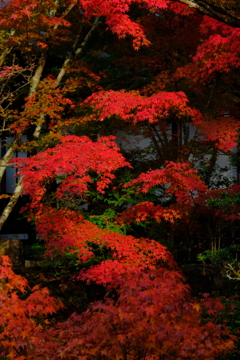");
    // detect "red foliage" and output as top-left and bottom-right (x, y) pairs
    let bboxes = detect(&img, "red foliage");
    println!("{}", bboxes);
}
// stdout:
(191, 115), (240, 152)
(118, 201), (181, 224)
(6, 131), (235, 358)
(0, 257), (235, 359)
(125, 161), (207, 201)
(33, 206), (176, 283)
(85, 87), (240, 152)
(85, 89), (197, 123)
(14, 135), (131, 212)
(0, 256), (62, 359)
(117, 161), (209, 223)
(61, 269), (234, 360)
(2, 0), (240, 358)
